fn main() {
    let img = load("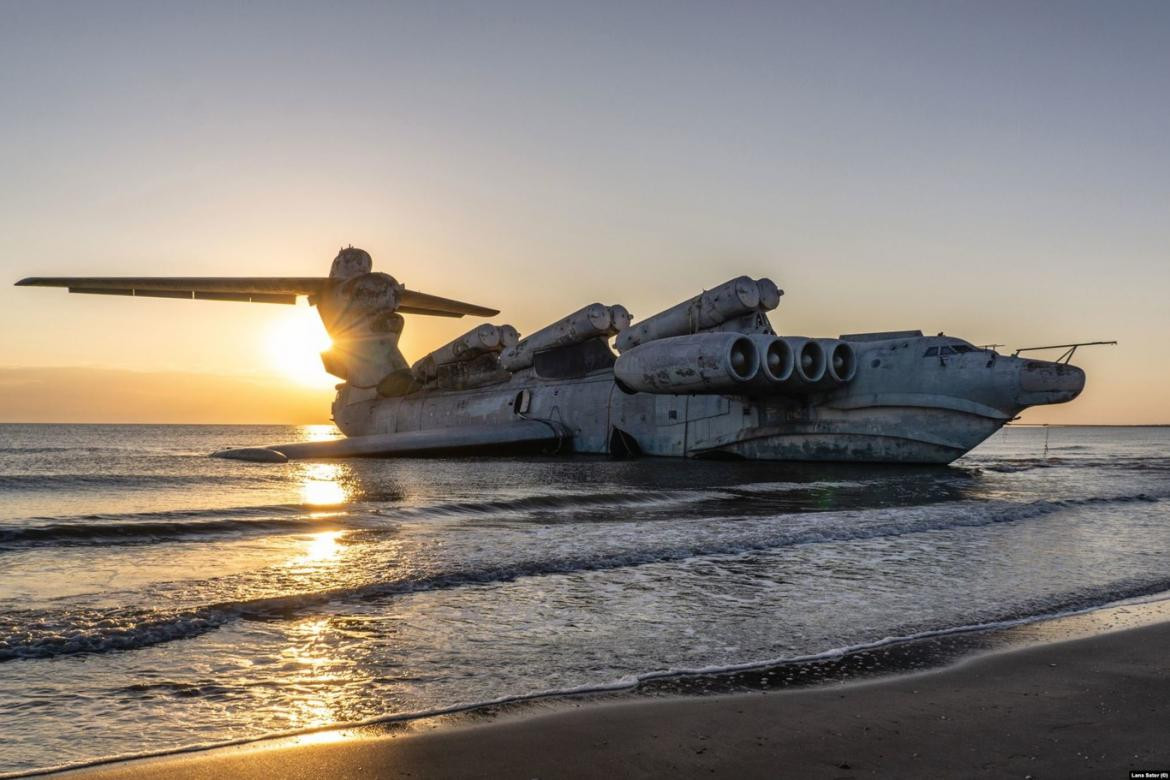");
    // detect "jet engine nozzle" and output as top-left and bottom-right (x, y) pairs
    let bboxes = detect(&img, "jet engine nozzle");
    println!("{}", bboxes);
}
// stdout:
(613, 332), (760, 394)
(817, 338), (858, 384)
(741, 335), (794, 393)
(788, 337), (827, 385)
(757, 336), (795, 382)
(742, 337), (858, 394)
